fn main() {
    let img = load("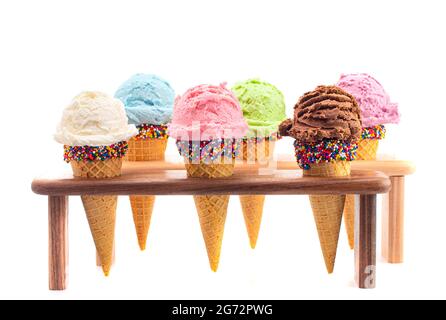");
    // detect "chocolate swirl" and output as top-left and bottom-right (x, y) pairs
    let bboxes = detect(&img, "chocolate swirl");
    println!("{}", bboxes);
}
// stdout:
(280, 85), (362, 143)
